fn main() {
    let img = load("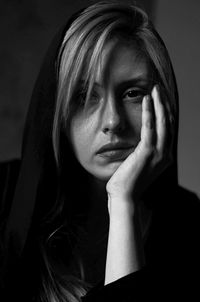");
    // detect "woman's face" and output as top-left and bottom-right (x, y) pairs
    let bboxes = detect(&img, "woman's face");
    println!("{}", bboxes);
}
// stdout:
(68, 41), (153, 181)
